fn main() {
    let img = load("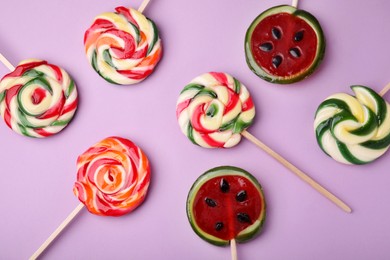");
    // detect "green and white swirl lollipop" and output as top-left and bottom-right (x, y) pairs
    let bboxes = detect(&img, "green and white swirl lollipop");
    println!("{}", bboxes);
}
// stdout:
(314, 85), (390, 164)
